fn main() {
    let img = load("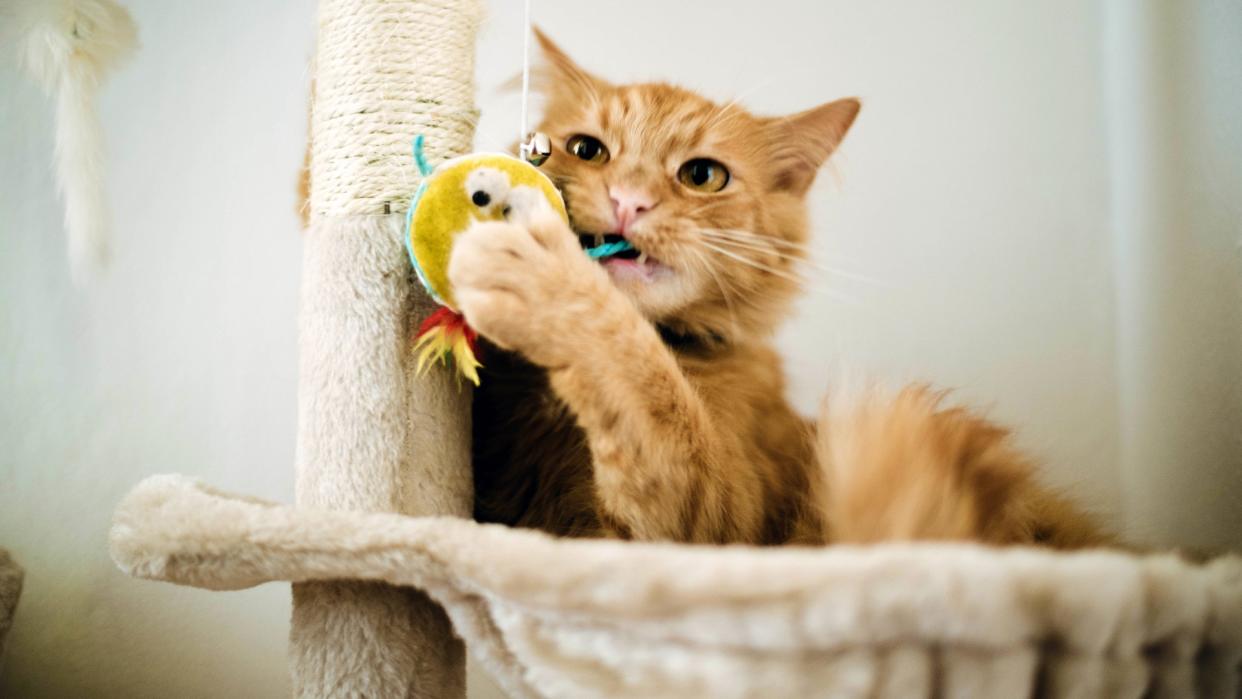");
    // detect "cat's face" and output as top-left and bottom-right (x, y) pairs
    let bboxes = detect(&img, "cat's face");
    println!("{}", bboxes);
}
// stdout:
(532, 31), (858, 340)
